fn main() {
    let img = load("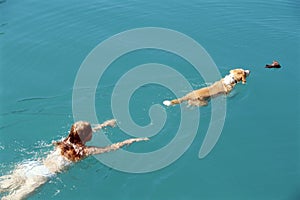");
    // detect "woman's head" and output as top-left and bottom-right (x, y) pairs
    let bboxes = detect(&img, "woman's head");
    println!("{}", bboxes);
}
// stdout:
(67, 121), (93, 145)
